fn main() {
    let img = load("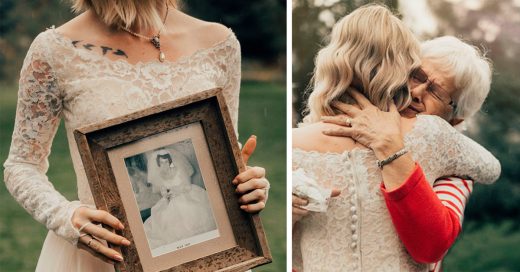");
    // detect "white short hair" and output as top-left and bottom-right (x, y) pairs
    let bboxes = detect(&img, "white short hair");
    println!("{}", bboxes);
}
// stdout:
(420, 36), (492, 119)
